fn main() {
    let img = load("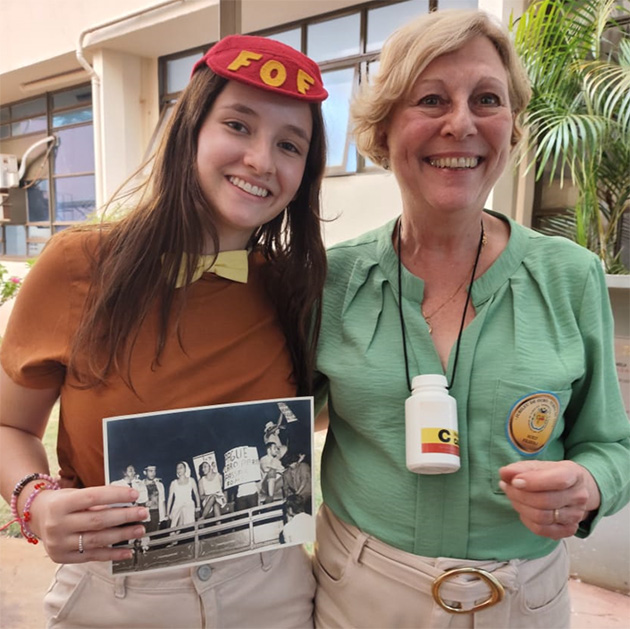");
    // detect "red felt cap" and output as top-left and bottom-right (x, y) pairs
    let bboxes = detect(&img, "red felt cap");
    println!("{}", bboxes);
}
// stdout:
(192, 34), (328, 103)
